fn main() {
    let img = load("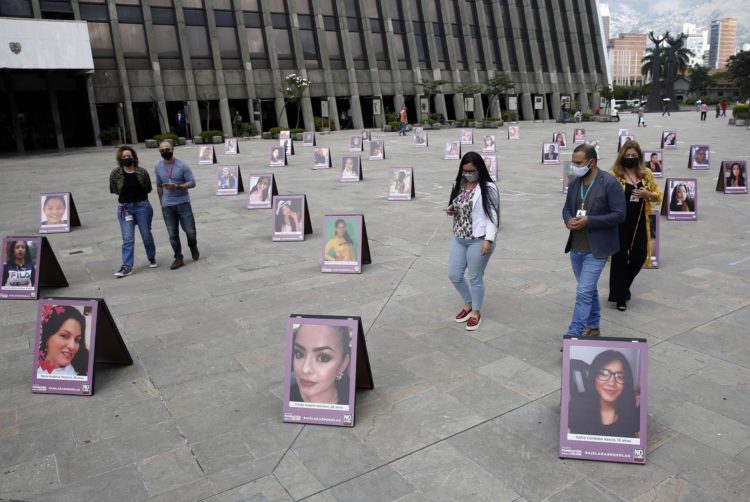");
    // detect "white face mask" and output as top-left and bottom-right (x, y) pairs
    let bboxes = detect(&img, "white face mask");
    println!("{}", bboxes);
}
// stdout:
(572, 161), (591, 178)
